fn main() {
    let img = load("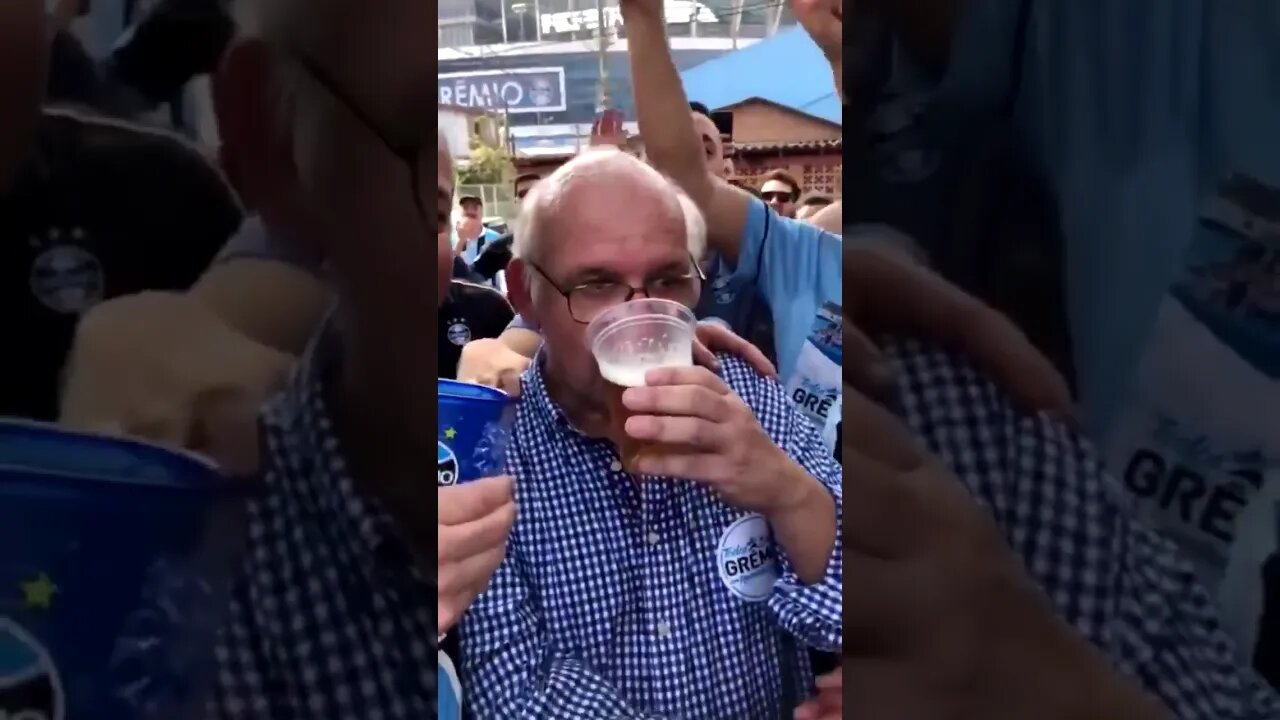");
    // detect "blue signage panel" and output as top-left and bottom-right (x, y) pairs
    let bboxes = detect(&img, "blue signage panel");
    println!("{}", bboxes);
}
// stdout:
(438, 67), (567, 114)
